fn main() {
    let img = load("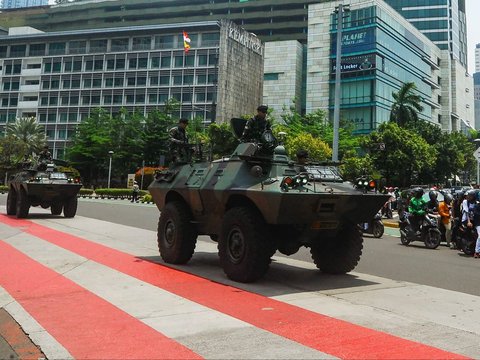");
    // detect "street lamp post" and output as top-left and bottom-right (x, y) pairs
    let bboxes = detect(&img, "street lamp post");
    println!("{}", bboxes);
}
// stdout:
(332, 3), (350, 162)
(107, 150), (114, 188)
